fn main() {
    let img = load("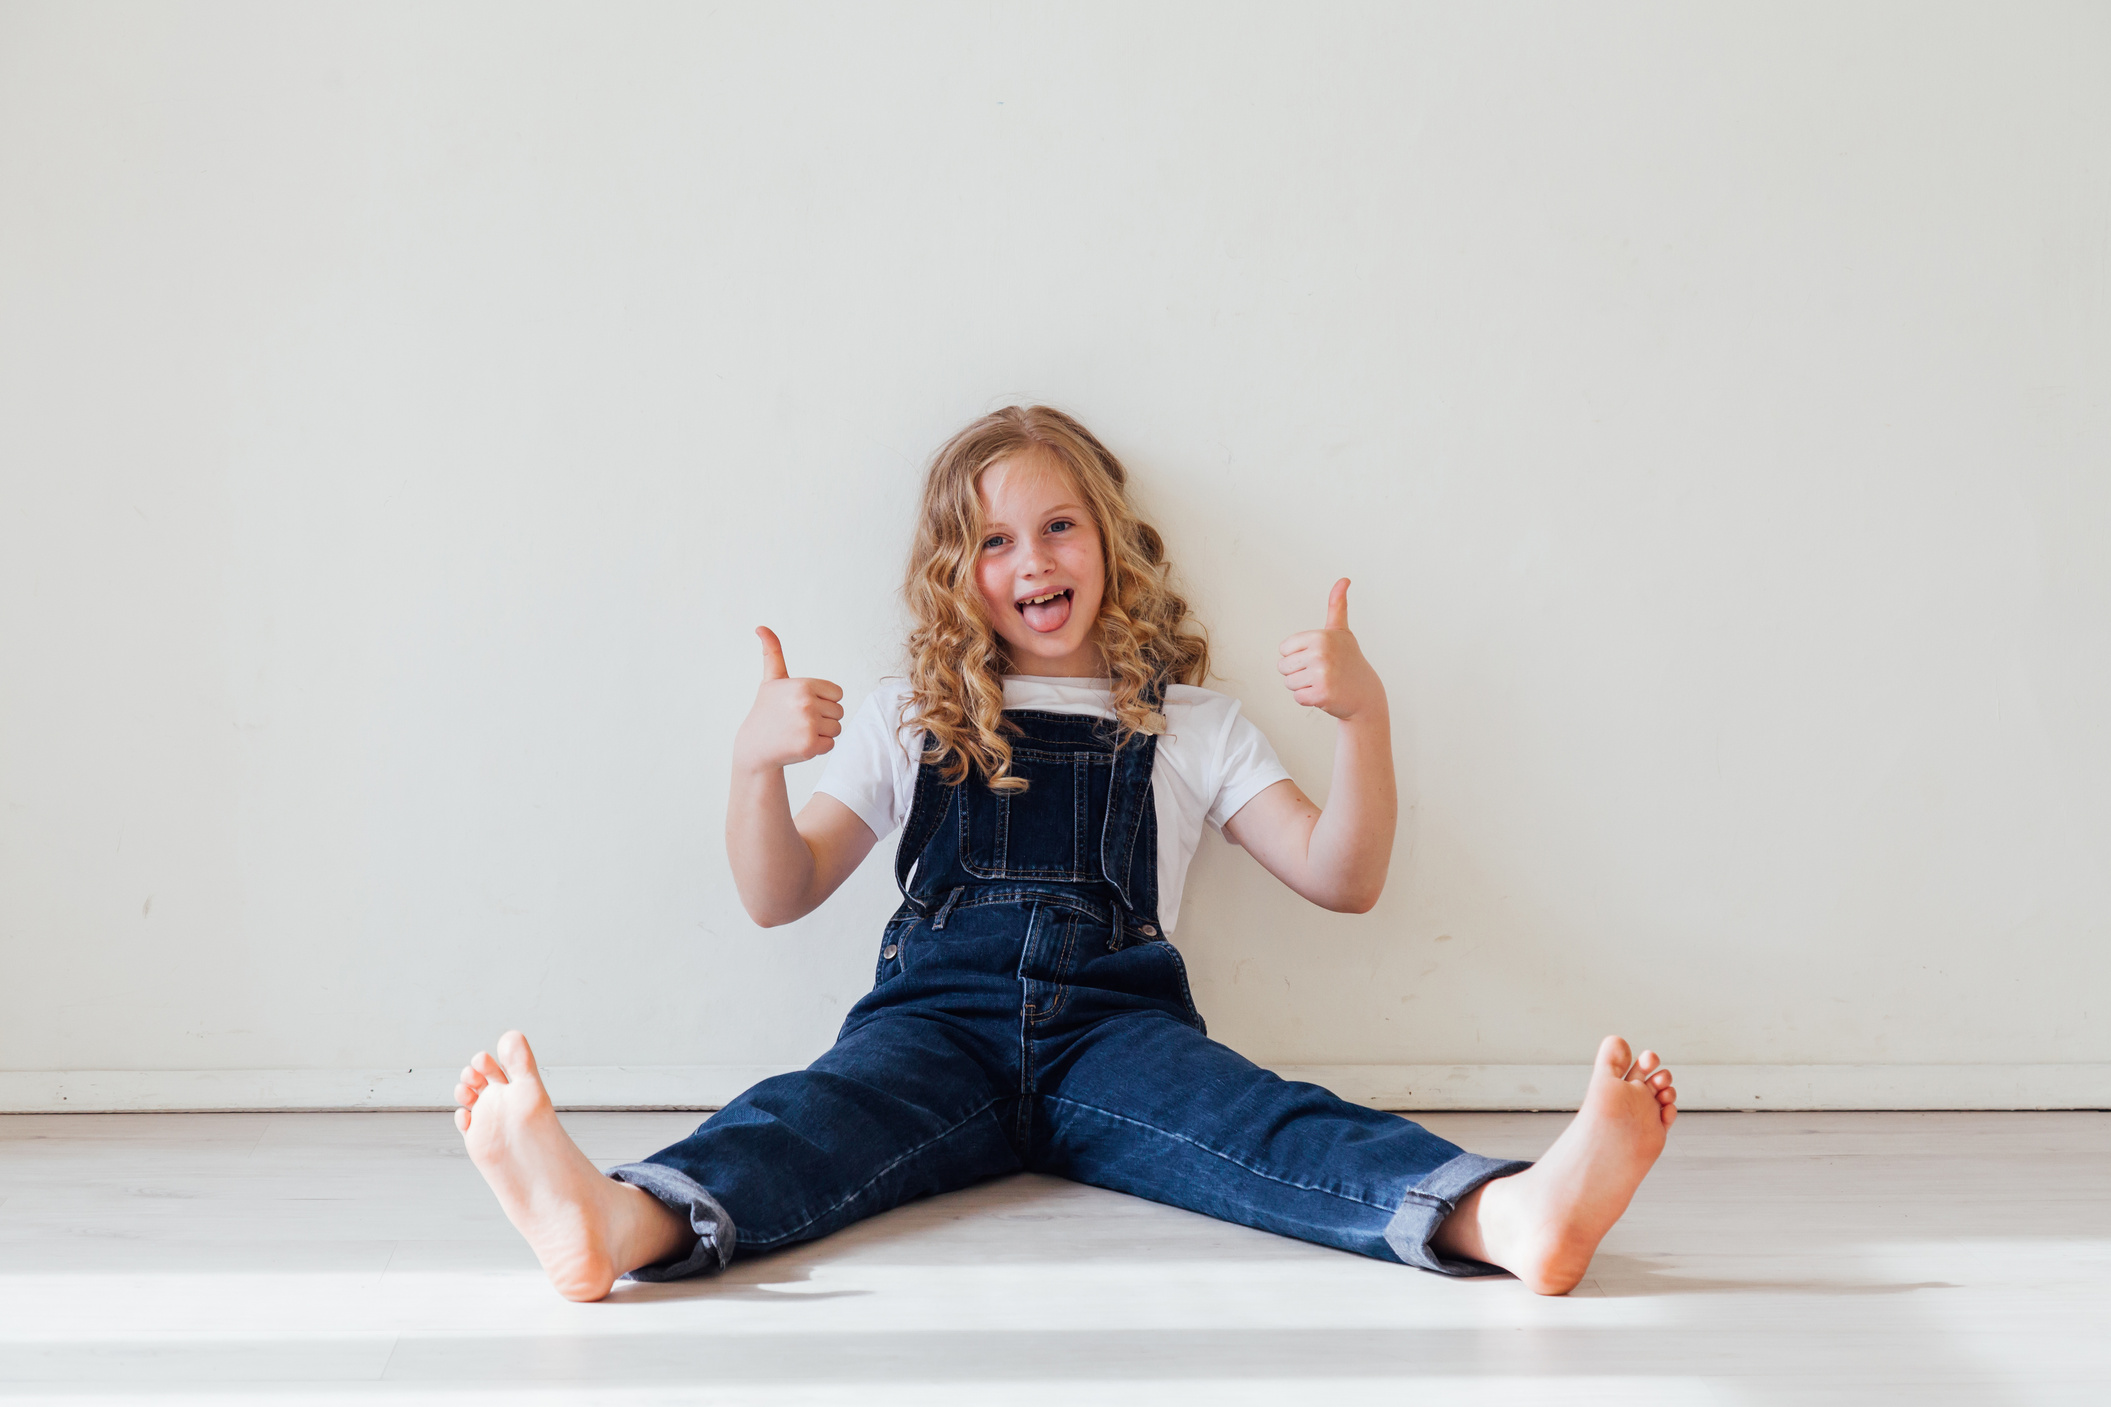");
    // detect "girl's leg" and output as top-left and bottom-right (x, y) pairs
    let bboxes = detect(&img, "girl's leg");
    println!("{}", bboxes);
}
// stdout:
(1033, 1017), (1675, 1294)
(457, 1017), (1022, 1301)
(608, 1013), (1023, 1273)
